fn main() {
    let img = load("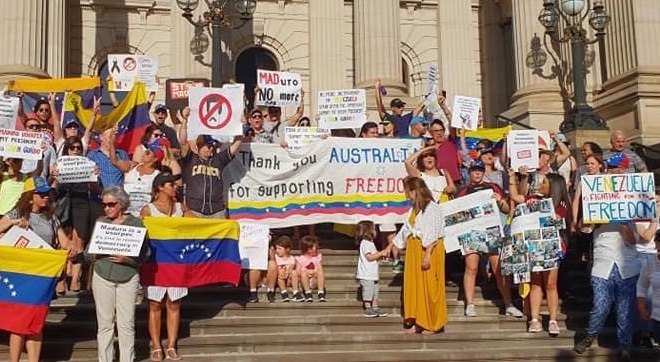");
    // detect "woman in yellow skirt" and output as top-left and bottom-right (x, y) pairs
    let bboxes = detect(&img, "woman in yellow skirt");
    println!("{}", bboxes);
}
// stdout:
(393, 177), (447, 334)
